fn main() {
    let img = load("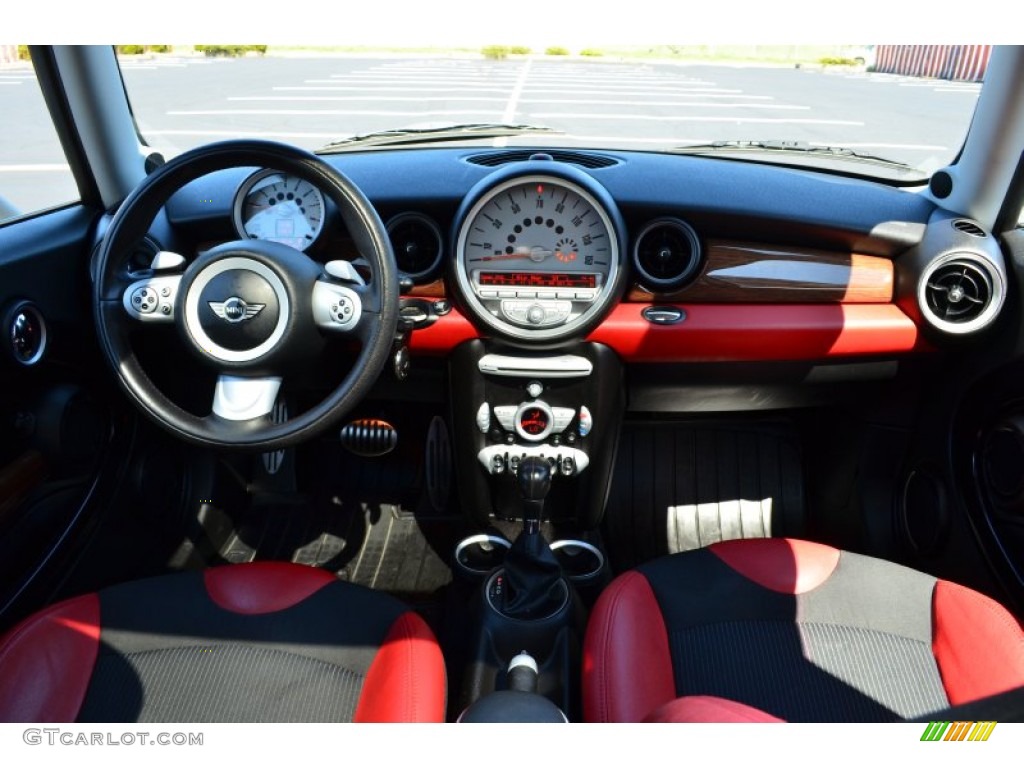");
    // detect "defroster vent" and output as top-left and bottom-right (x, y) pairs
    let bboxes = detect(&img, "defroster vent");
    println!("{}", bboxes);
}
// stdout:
(465, 150), (618, 169)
